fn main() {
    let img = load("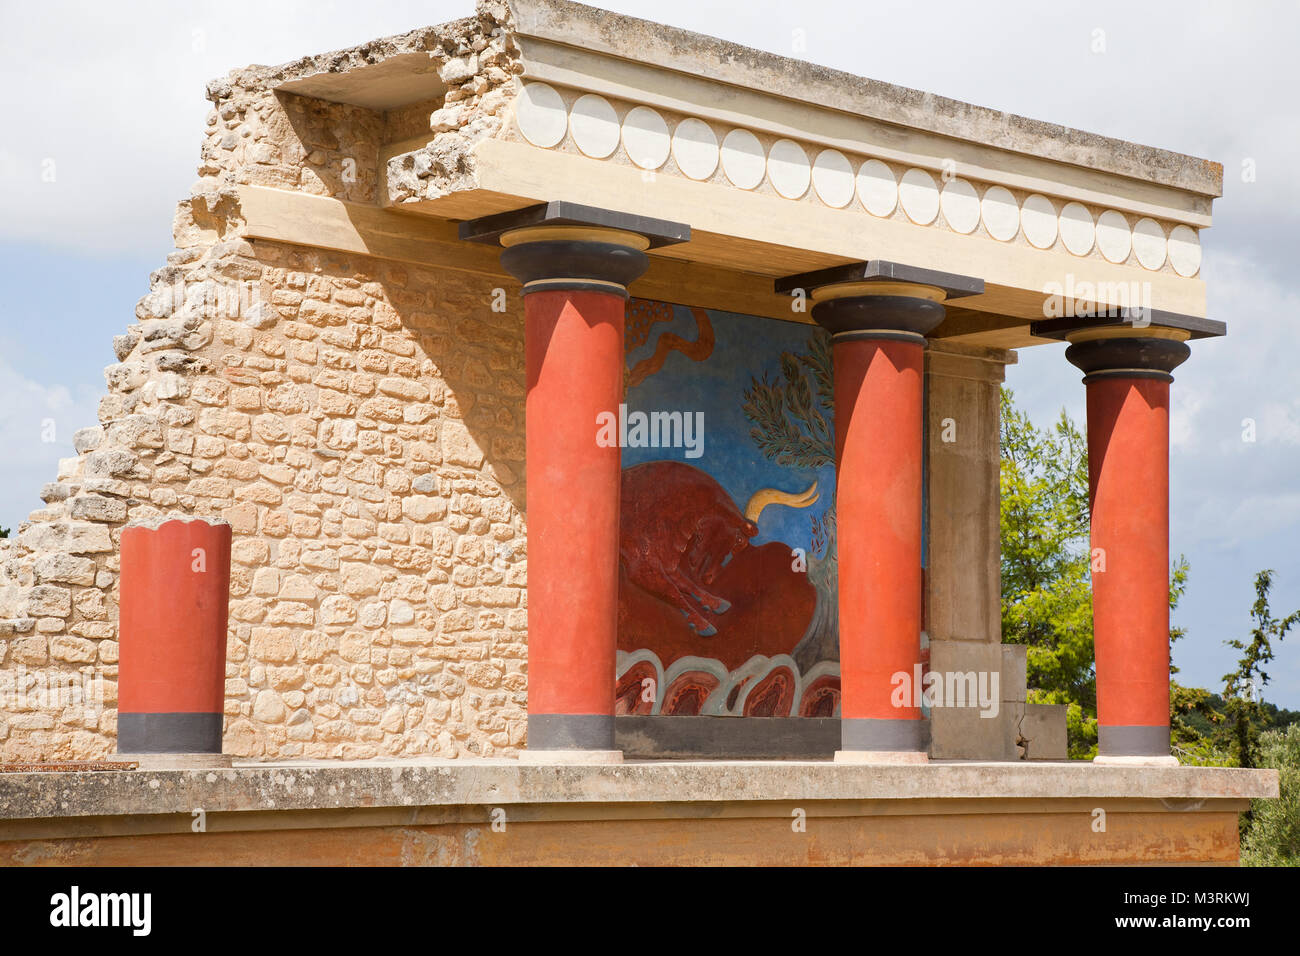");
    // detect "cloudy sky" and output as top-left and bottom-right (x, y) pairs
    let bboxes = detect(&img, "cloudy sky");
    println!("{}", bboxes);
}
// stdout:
(2, 0), (1297, 706)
